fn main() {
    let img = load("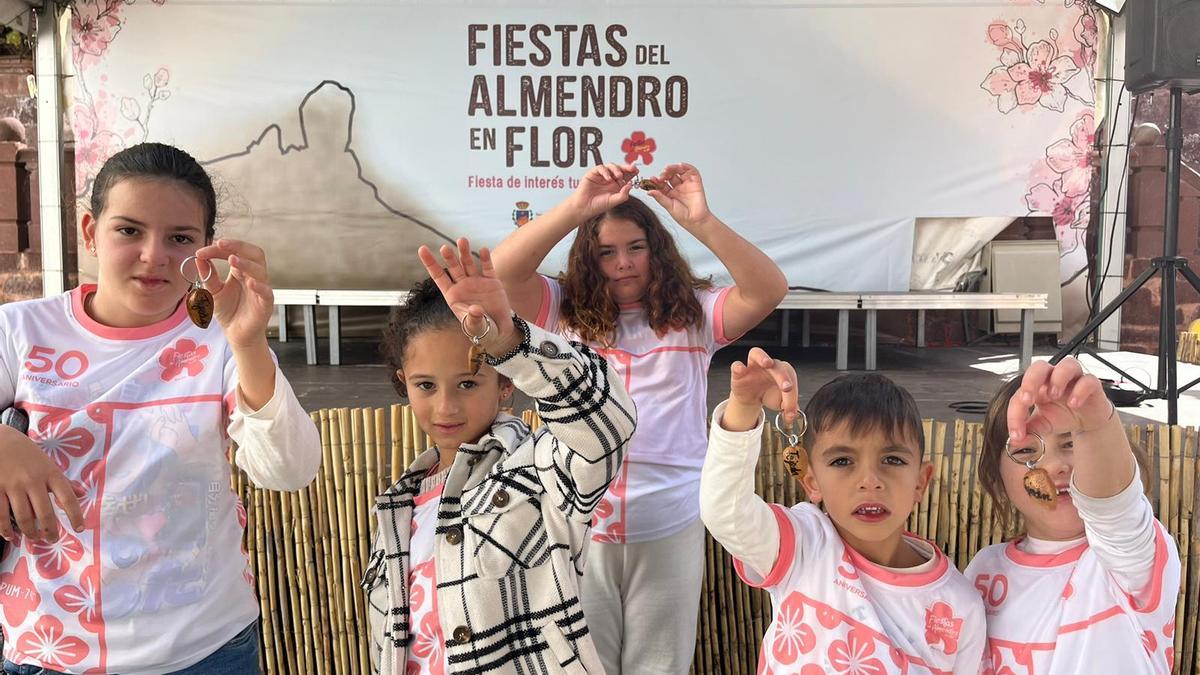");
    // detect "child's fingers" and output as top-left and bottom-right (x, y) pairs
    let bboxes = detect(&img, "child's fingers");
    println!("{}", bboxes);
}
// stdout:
(418, 246), (454, 294)
(1006, 388), (1031, 441)
(0, 494), (13, 541)
(457, 238), (477, 277)
(478, 247), (496, 278)
(9, 492), (35, 540)
(51, 476), (85, 533)
(1018, 361), (1054, 406)
(216, 239), (267, 265)
(1064, 374), (1104, 411)
(29, 489), (59, 542)
(228, 255), (269, 285)
(1046, 357), (1083, 400)
(463, 305), (489, 335)
(746, 347), (774, 370)
(439, 244), (466, 283)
